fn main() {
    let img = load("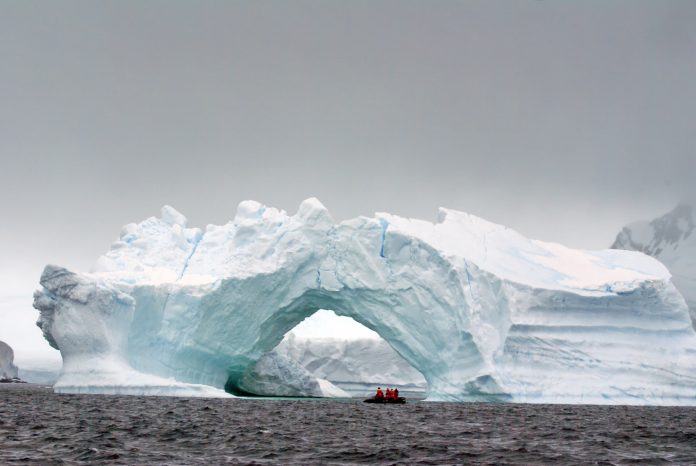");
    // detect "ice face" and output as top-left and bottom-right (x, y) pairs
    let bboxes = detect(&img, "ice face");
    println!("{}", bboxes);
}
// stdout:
(33, 198), (696, 403)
